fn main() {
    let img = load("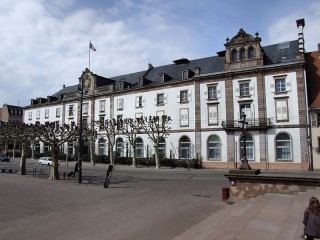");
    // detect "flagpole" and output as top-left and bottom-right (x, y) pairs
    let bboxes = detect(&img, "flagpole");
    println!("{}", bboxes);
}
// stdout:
(89, 40), (91, 70)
